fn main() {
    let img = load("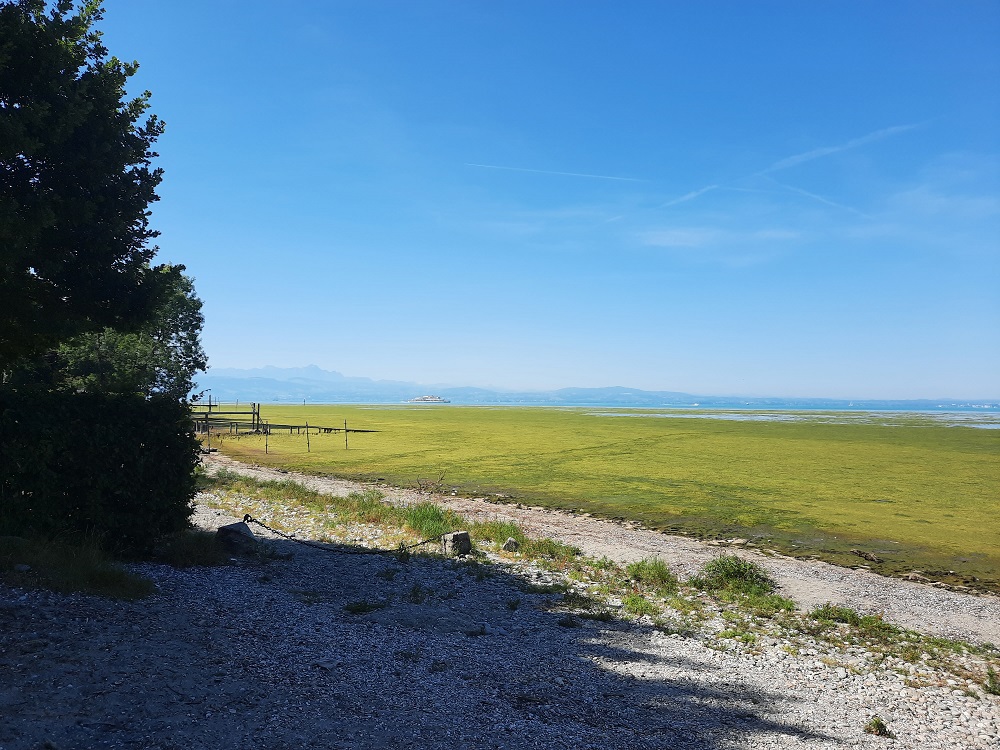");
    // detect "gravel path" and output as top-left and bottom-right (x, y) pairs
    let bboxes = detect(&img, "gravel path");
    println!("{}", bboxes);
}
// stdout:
(1, 455), (997, 750)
